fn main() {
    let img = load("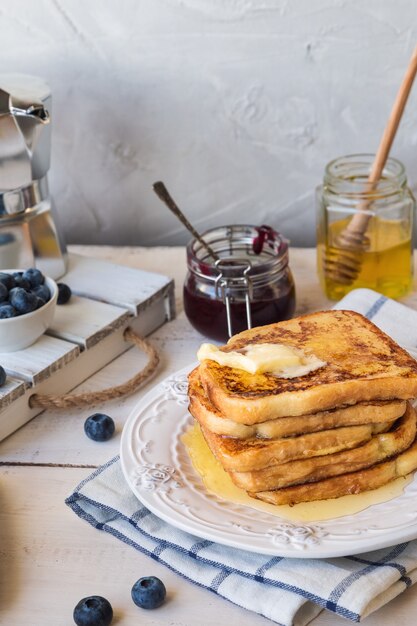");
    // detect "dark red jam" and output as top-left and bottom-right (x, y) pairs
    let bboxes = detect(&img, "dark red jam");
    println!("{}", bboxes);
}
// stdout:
(183, 225), (296, 342)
